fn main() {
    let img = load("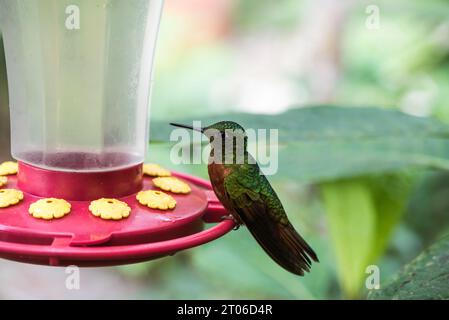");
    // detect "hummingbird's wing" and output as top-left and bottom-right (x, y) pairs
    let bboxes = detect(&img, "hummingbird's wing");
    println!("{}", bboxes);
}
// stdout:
(223, 164), (318, 276)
